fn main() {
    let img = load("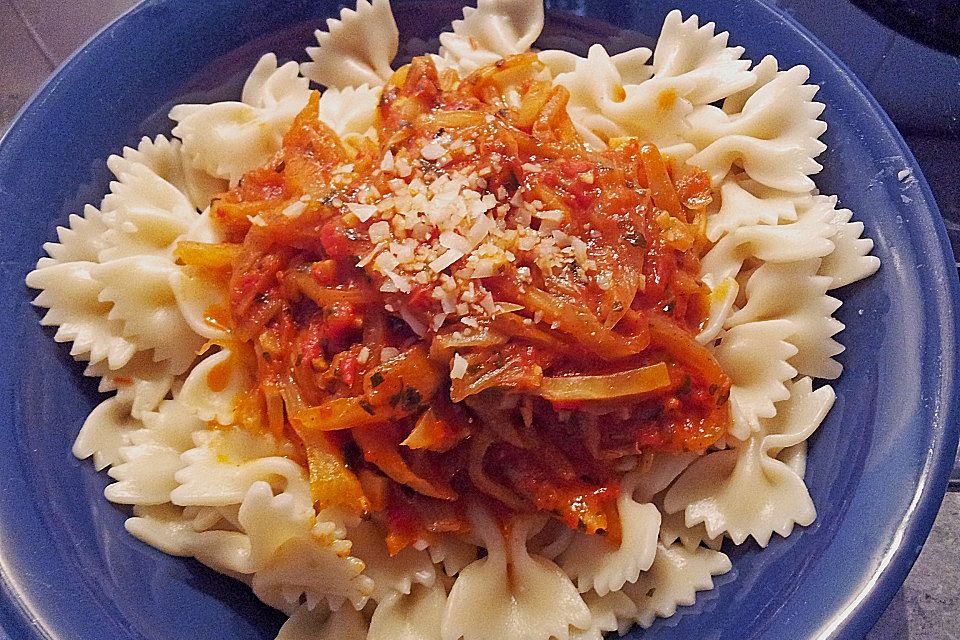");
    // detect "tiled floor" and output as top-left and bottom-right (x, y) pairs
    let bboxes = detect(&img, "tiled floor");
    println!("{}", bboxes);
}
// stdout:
(1, 0), (958, 638)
